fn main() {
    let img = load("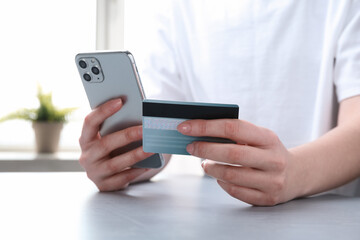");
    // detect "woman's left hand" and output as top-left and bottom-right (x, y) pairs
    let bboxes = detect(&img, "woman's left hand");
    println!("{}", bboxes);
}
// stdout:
(178, 119), (298, 206)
